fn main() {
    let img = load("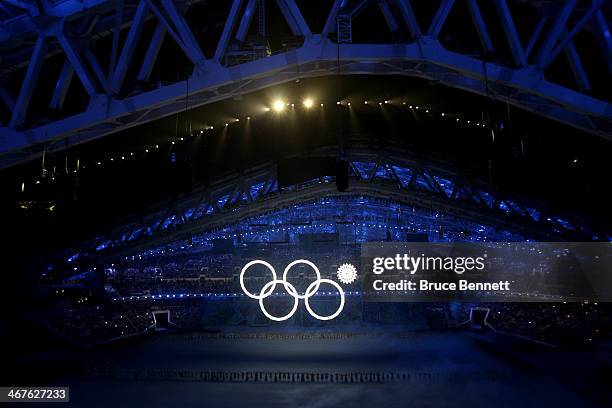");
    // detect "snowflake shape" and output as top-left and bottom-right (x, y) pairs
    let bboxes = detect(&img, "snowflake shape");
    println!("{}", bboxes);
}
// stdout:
(336, 263), (358, 285)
